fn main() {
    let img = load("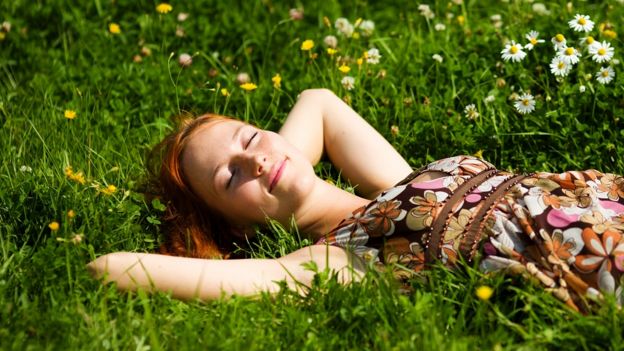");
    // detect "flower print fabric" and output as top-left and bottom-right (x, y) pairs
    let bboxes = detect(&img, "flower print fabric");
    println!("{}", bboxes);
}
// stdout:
(318, 155), (624, 312)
